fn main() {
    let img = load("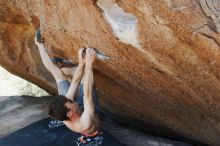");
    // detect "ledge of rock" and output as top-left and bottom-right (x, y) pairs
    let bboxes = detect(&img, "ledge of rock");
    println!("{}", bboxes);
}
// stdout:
(0, 0), (220, 145)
